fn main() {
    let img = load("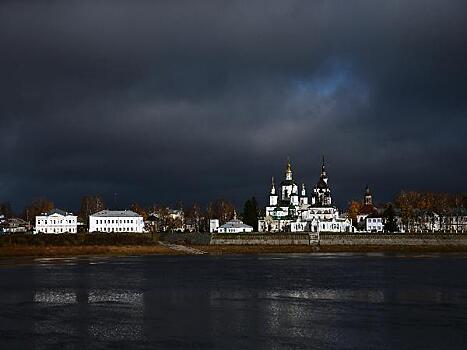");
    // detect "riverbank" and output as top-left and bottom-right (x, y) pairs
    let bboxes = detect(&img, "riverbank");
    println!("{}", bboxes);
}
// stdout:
(3, 243), (467, 258)
(0, 245), (182, 258)
(2, 232), (467, 258)
(0, 233), (184, 258)
(194, 244), (467, 254)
